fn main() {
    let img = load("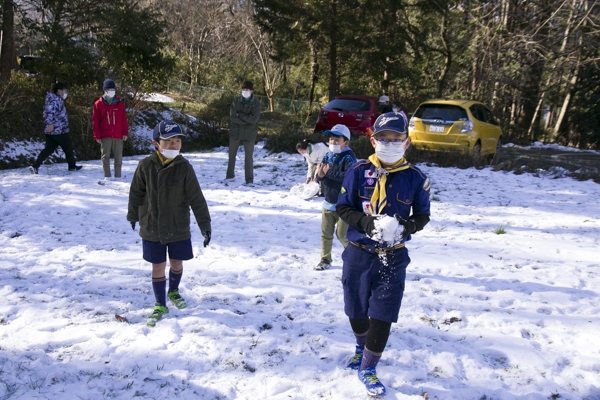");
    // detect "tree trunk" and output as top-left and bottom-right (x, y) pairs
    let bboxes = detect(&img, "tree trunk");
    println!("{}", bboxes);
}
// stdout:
(470, 34), (478, 96)
(552, 0), (583, 143)
(436, 15), (450, 97)
(552, 62), (579, 142)
(510, 97), (516, 127)
(527, 78), (550, 141)
(327, 0), (338, 100)
(527, 0), (578, 142)
(0, 0), (17, 84)
(267, 93), (274, 112)
(381, 59), (389, 95)
(501, 0), (509, 29)
(307, 39), (319, 121)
